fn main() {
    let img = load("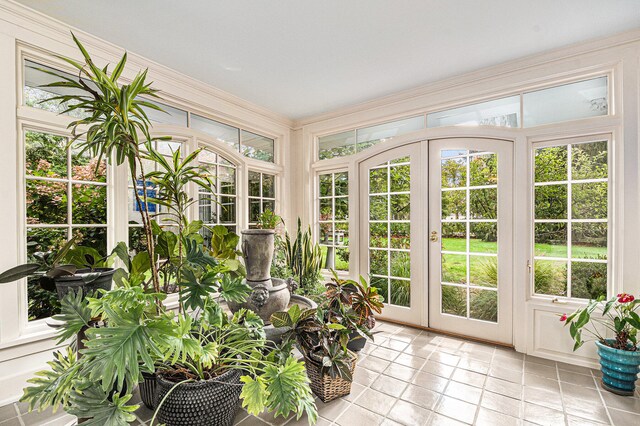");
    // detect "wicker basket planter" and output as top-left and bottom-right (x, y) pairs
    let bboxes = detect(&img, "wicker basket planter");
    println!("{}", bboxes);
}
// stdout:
(303, 350), (357, 403)
(153, 369), (243, 426)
